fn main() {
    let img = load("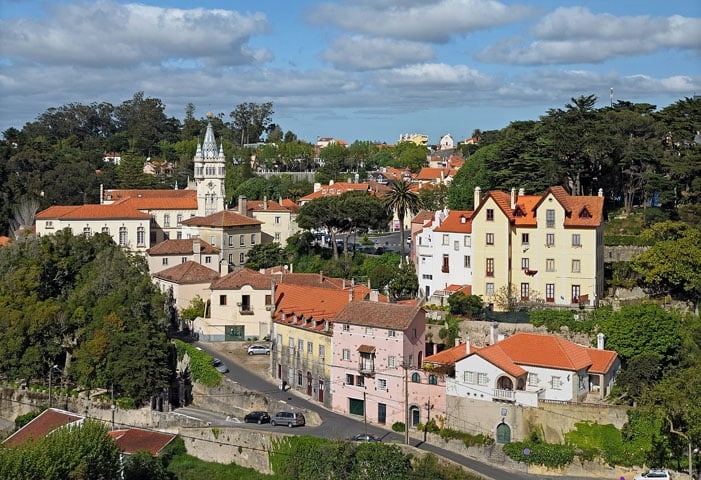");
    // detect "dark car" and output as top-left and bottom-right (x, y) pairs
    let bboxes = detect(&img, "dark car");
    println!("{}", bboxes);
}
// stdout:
(350, 433), (379, 442)
(243, 411), (270, 424)
(212, 358), (229, 373)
